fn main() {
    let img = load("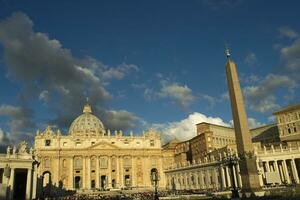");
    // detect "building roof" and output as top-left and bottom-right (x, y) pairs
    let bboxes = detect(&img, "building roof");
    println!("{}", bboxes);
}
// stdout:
(196, 122), (232, 129)
(273, 103), (300, 115)
(69, 103), (105, 136)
